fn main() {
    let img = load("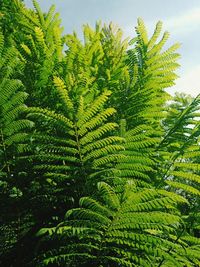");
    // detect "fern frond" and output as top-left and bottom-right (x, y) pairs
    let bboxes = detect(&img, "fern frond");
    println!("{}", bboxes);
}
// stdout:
(166, 181), (200, 196)
(32, 0), (45, 28)
(38, 182), (193, 266)
(78, 107), (117, 136)
(45, 5), (56, 28)
(80, 122), (118, 146)
(78, 90), (112, 126)
(53, 76), (74, 115)
(136, 18), (148, 45)
(148, 21), (162, 49)
(0, 31), (4, 55)
(34, 26), (46, 48)
(27, 107), (74, 130)
(171, 170), (200, 184)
